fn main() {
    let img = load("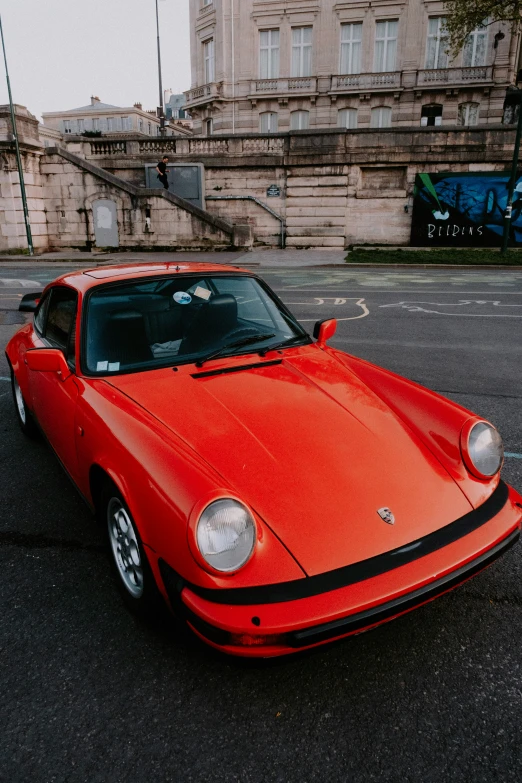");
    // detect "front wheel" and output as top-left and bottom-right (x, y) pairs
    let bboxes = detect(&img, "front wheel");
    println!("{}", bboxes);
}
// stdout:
(11, 370), (38, 438)
(103, 485), (165, 620)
